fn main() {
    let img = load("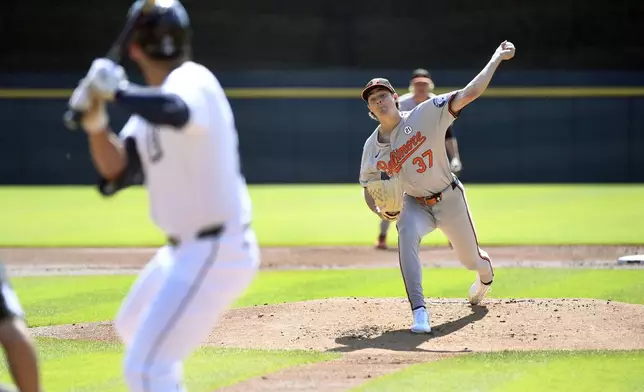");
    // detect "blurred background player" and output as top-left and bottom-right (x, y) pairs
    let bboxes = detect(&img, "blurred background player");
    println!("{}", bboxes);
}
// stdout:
(0, 262), (42, 392)
(375, 68), (463, 250)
